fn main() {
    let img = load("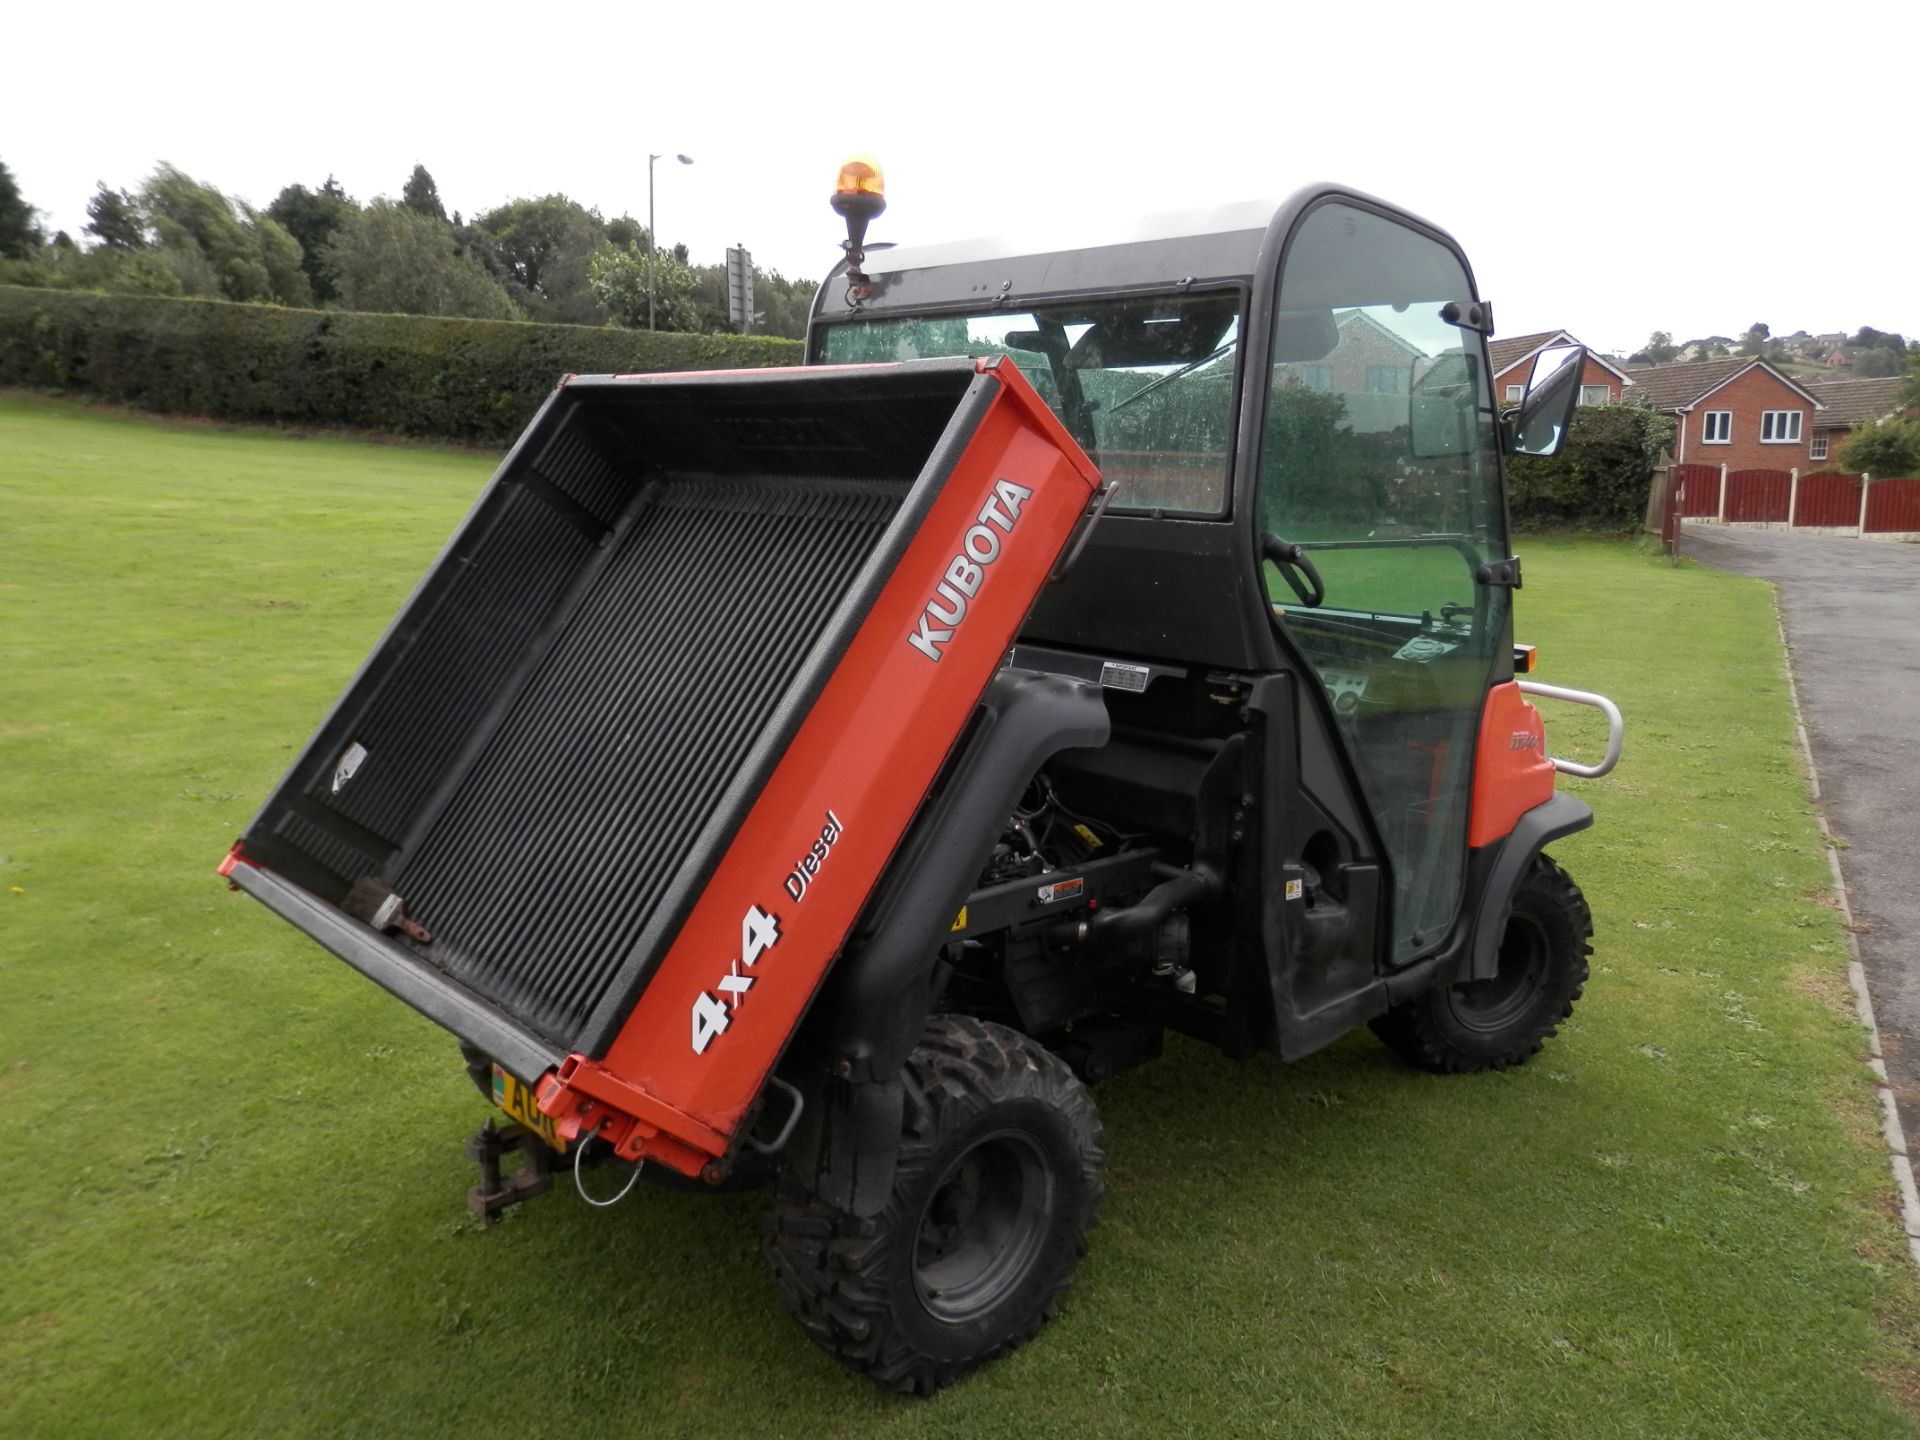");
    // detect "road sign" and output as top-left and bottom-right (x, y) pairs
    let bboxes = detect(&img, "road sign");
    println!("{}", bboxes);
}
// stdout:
(726, 246), (754, 332)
